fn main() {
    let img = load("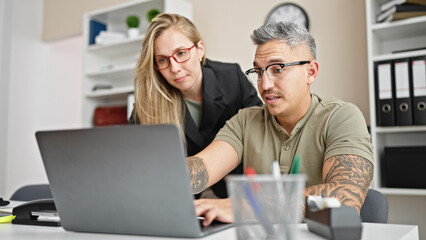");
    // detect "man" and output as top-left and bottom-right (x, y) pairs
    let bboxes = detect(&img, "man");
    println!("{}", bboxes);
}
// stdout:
(186, 22), (374, 227)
